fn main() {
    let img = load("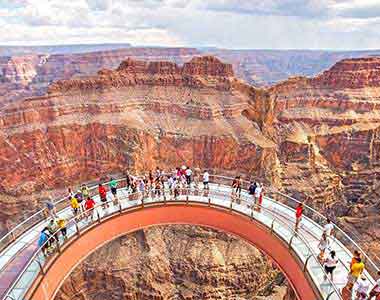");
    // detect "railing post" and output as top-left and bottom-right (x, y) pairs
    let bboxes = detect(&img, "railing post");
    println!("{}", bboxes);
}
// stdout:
(141, 196), (144, 208)
(288, 234), (295, 249)
(270, 219), (275, 233)
(10, 231), (16, 242)
(208, 197), (211, 206)
(119, 201), (122, 214)
(97, 210), (101, 223)
(304, 255), (312, 272)
(326, 291), (335, 300)
(36, 258), (45, 275)
(75, 220), (80, 236)
(56, 238), (61, 253)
